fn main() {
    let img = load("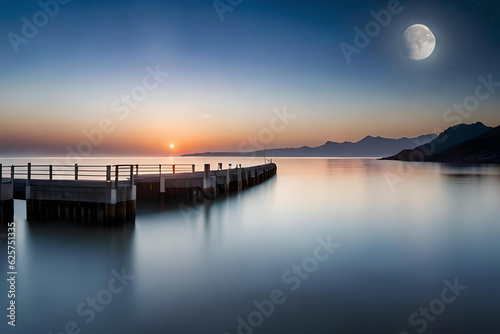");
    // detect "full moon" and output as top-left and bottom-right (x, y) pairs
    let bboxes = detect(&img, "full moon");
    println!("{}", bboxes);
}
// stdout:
(401, 24), (436, 60)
